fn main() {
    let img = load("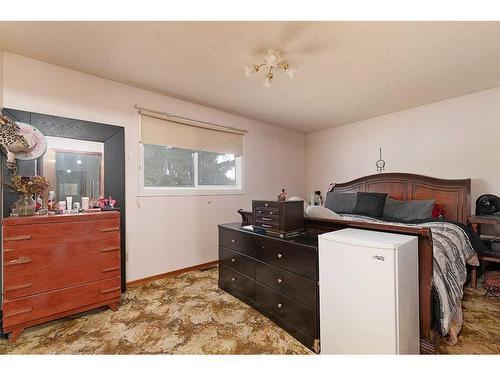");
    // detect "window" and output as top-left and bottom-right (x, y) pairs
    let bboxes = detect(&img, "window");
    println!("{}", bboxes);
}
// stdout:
(139, 110), (244, 195)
